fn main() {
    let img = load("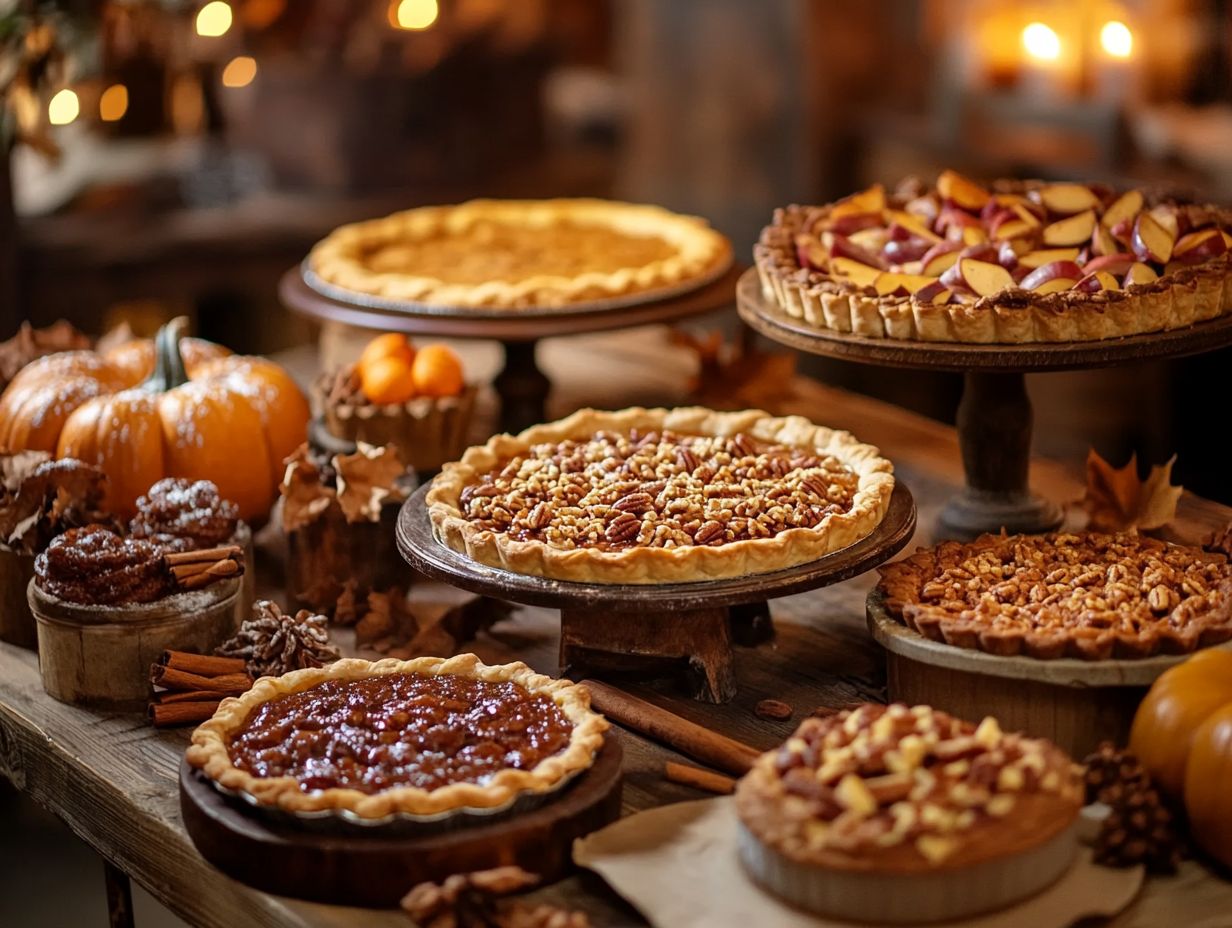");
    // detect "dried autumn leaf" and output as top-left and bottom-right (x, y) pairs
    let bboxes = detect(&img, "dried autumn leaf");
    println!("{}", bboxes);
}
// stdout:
(0, 454), (110, 553)
(279, 444), (336, 532)
(671, 327), (799, 411)
(0, 320), (91, 389)
(1081, 449), (1183, 533)
(334, 442), (409, 523)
